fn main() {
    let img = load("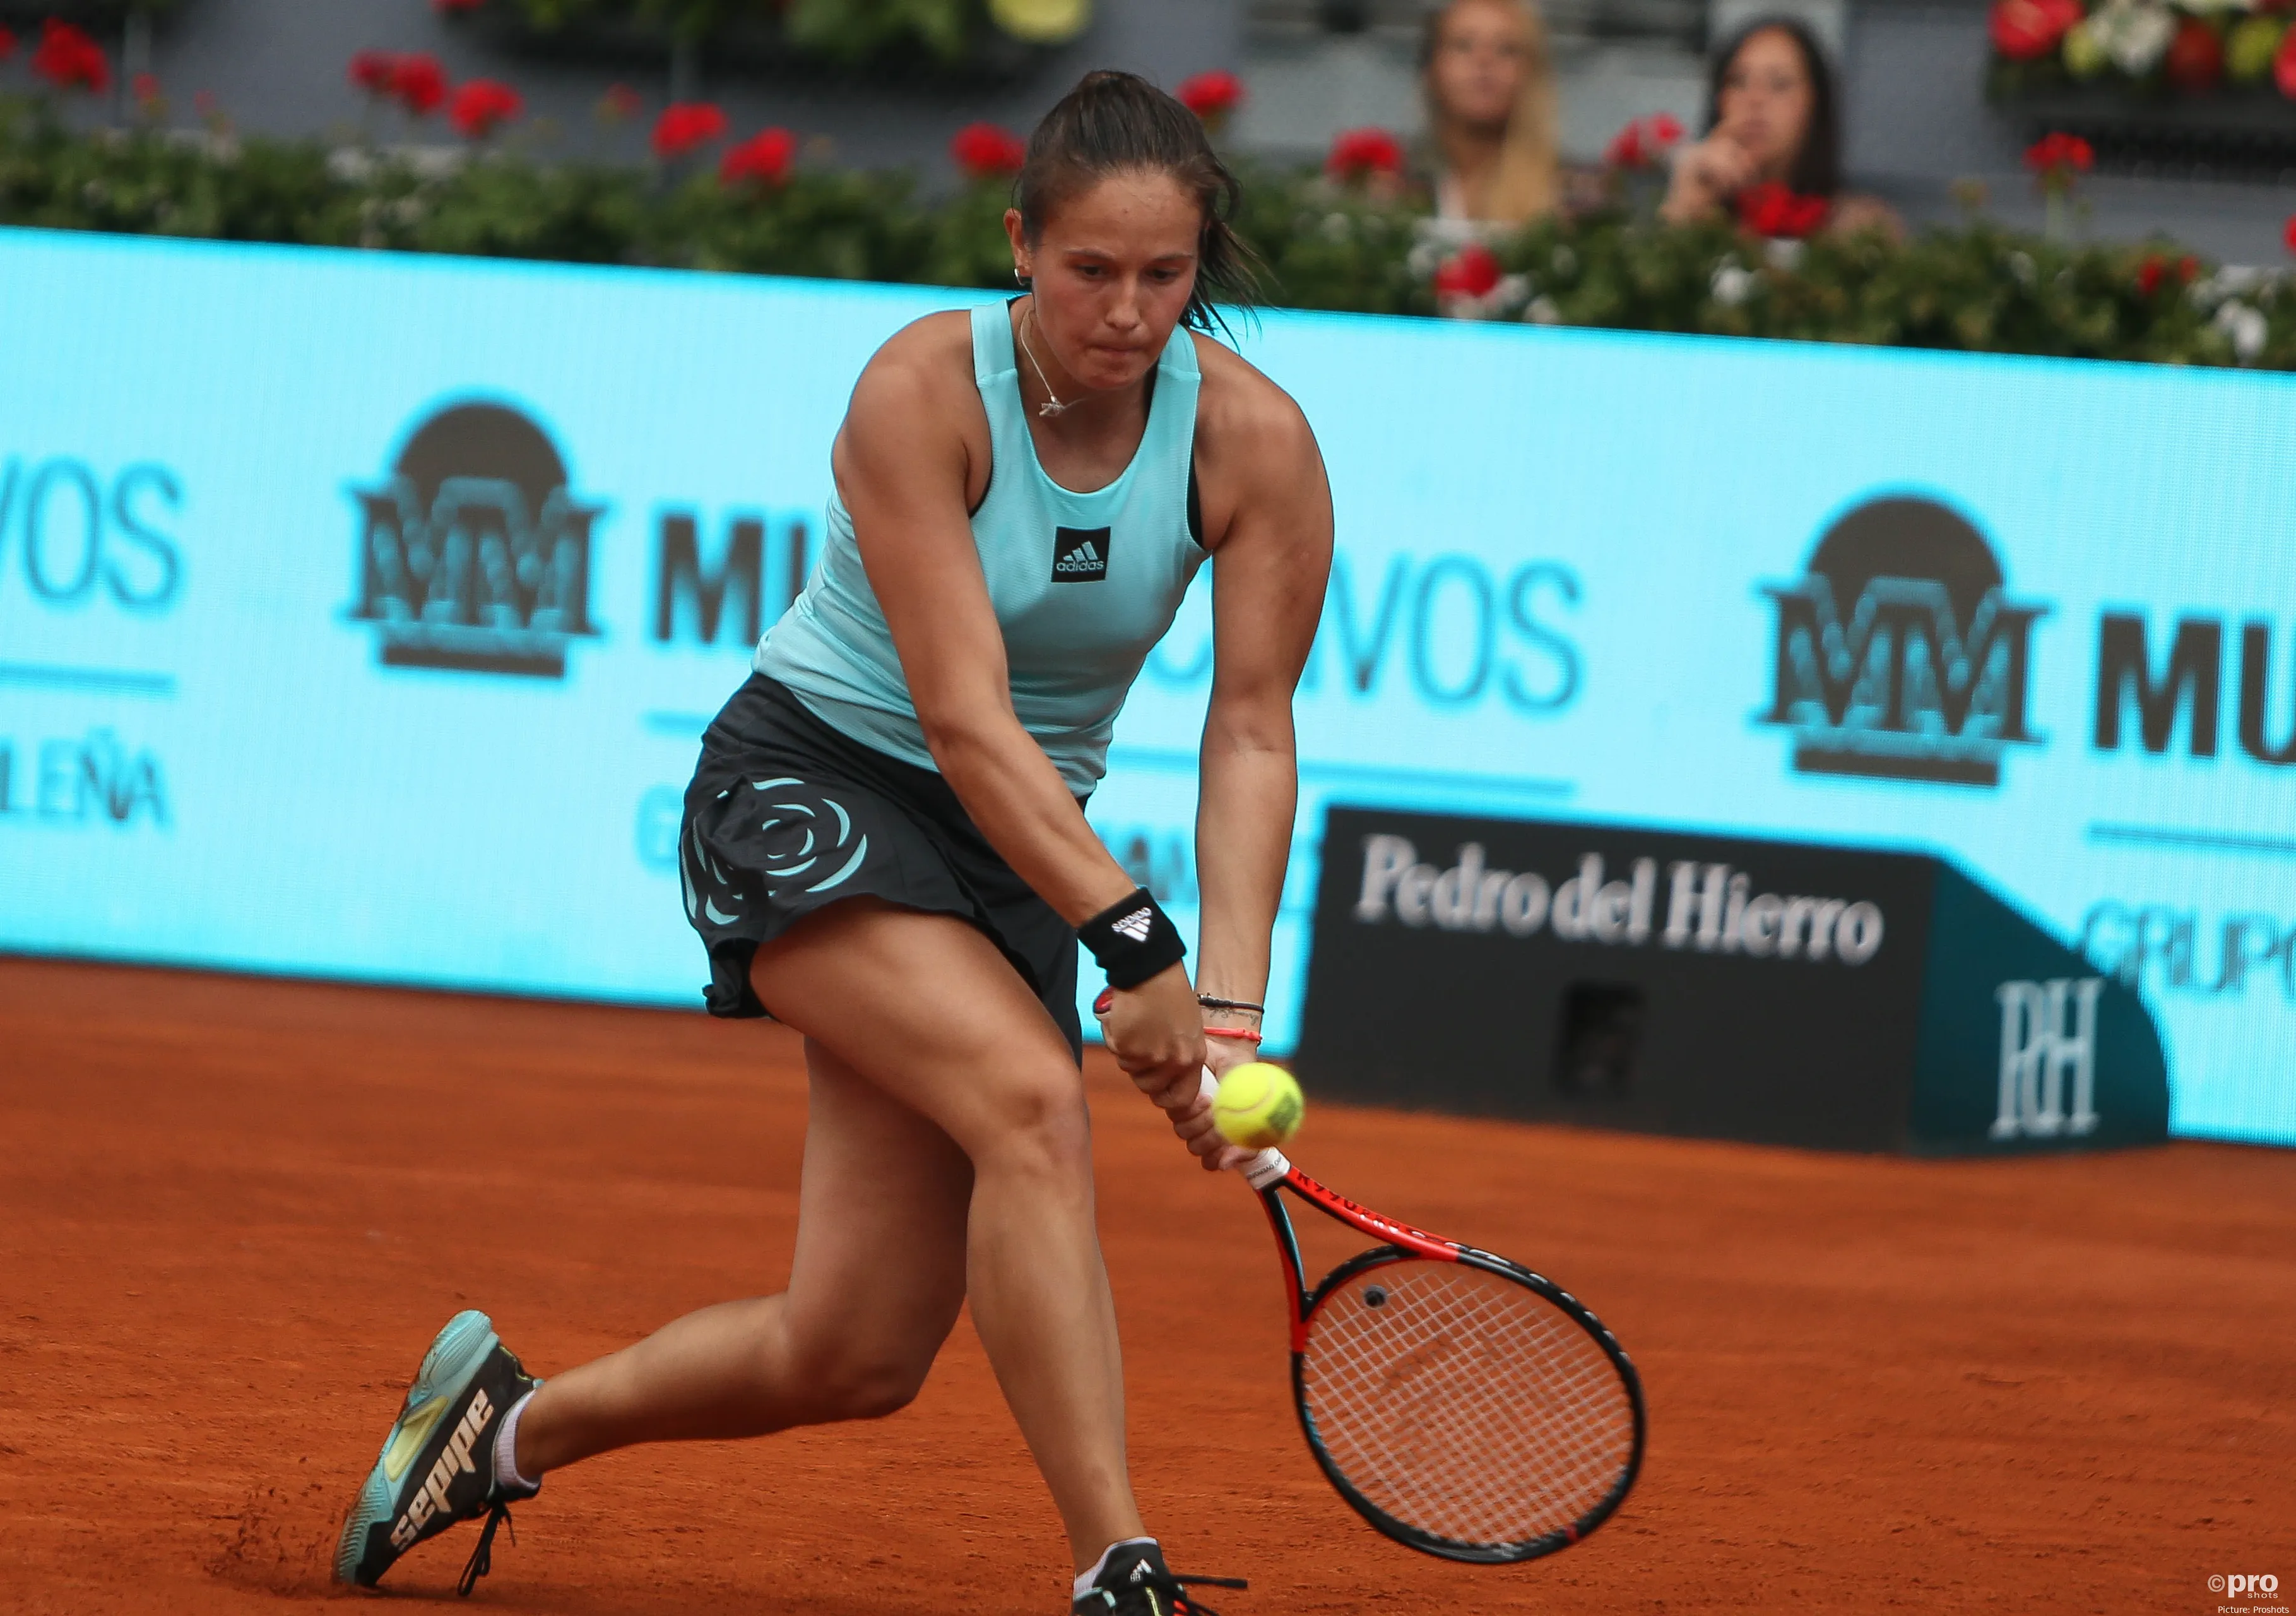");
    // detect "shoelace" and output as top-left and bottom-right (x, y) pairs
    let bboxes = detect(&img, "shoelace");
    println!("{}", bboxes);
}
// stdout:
(1171, 1572), (1250, 1616)
(455, 1501), (516, 1598)
(1088, 1570), (1249, 1616)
